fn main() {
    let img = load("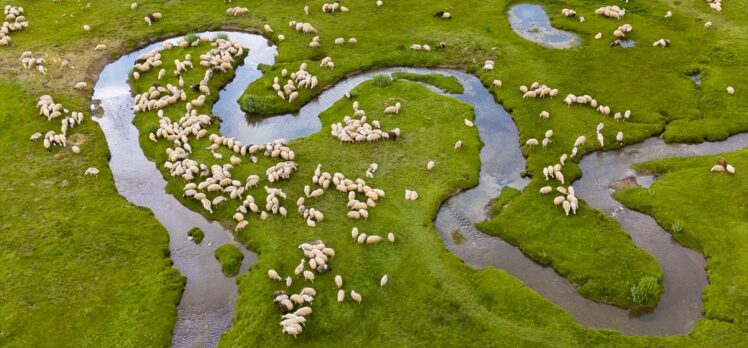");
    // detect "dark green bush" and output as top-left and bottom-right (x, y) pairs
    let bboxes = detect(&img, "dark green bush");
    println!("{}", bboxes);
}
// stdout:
(188, 227), (204, 244)
(240, 94), (276, 114)
(215, 244), (244, 277)
(630, 276), (661, 306)
(372, 74), (393, 87)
